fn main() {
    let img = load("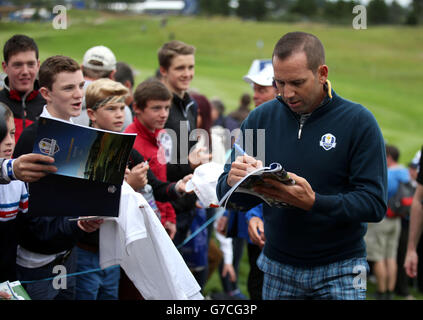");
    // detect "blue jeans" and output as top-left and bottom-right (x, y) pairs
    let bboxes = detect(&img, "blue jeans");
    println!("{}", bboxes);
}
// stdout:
(257, 253), (369, 300)
(17, 248), (77, 300)
(75, 247), (120, 300)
